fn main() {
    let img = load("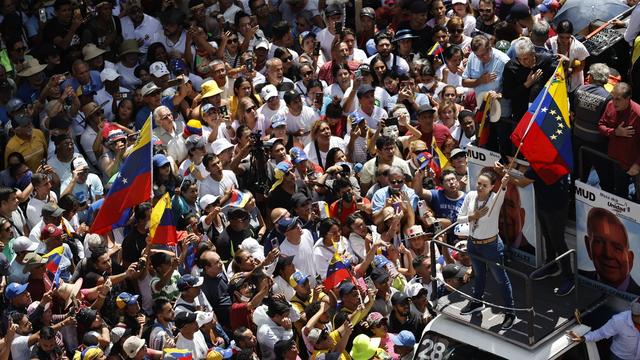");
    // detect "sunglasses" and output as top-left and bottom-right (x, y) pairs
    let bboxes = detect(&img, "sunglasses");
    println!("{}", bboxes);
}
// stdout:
(453, 28), (464, 33)
(228, 38), (239, 43)
(389, 179), (404, 185)
(413, 150), (427, 155)
(245, 106), (256, 112)
(13, 47), (26, 52)
(282, 56), (293, 62)
(376, 170), (389, 176)
(302, 71), (313, 77)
